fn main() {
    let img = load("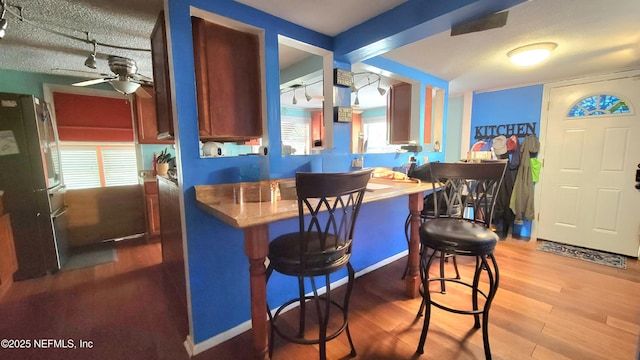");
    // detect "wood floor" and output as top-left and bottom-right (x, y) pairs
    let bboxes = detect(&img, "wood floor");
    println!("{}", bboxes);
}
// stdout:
(1, 237), (639, 360)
